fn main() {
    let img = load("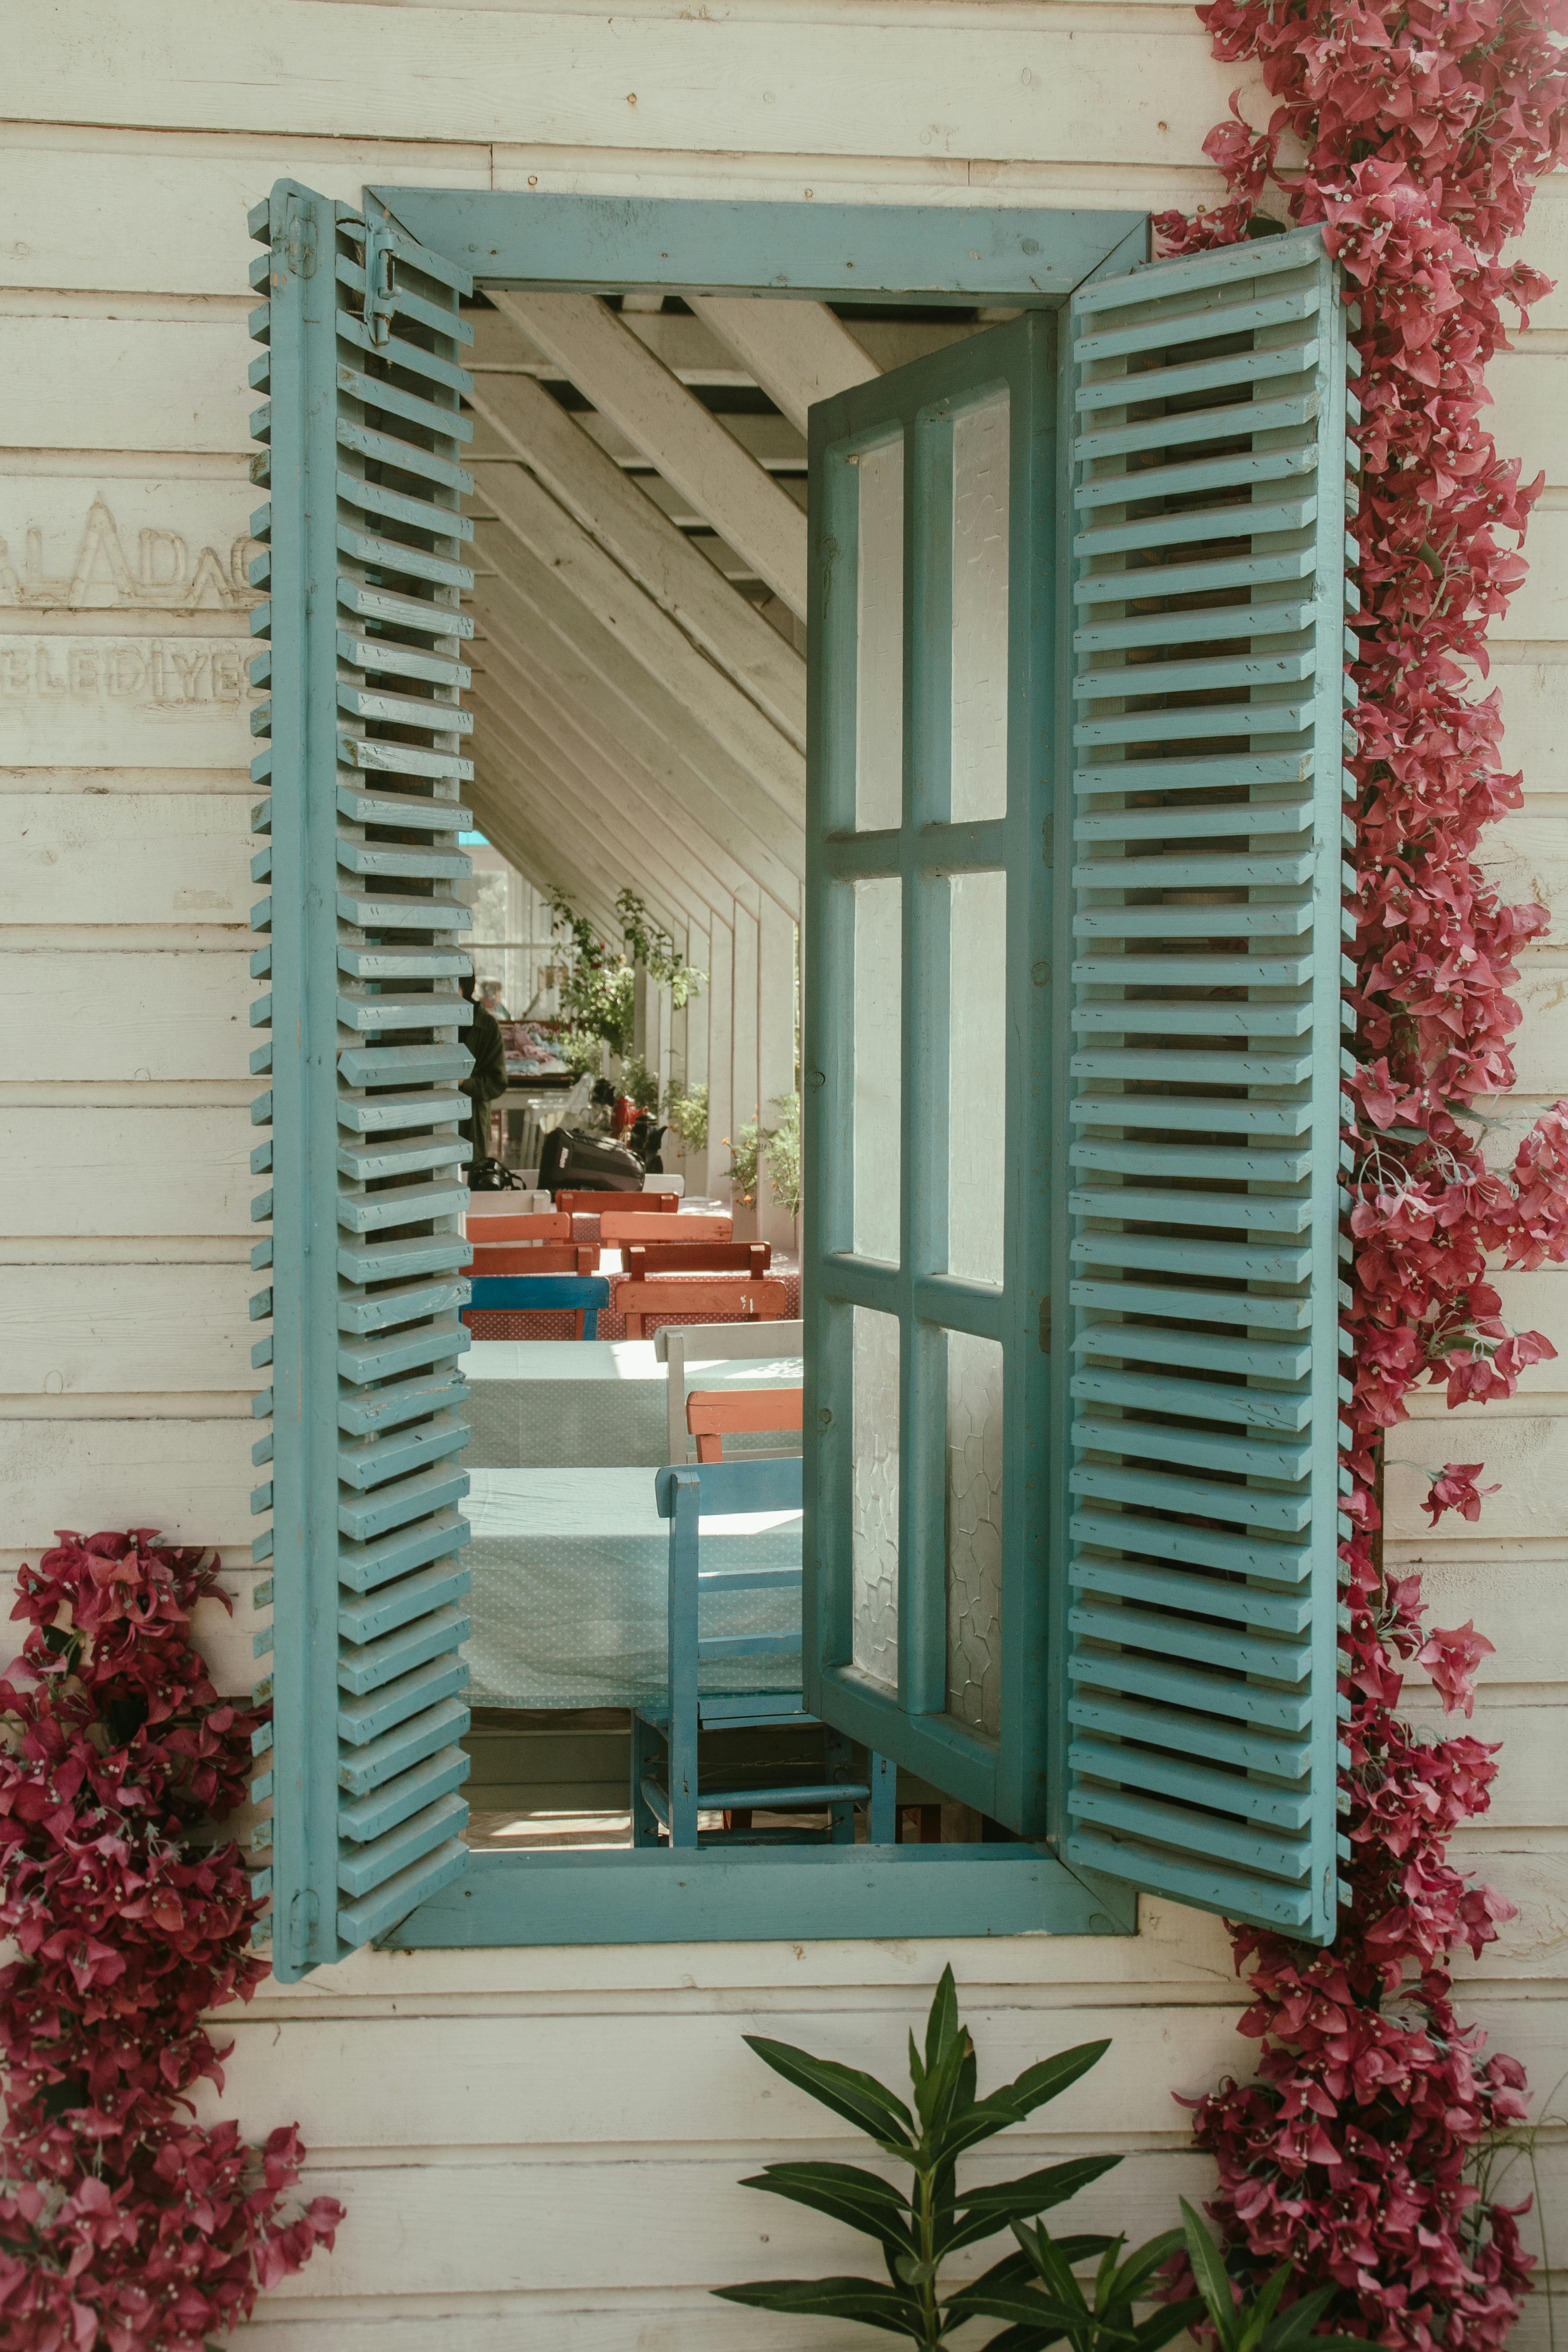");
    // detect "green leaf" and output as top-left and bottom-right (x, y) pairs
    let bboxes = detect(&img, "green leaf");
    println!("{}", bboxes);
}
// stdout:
(1132, 2297), (1206, 2352)
(1265, 2282), (1342, 2350)
(1236, 2262), (1291, 2352)
(919, 2031), (978, 2139)
(1107, 2227), (1185, 2312)
(941, 2155), (1124, 2255)
(1013, 2220), (1092, 2314)
(926, 1963), (961, 2074)
(997, 2040), (1112, 2120)
(743, 2034), (916, 2149)
(740, 2162), (915, 2254)
(958, 2285), (1095, 2332)
(1179, 2200), (1240, 2351)
(714, 2277), (924, 2338)
(925, 2089), (1036, 2167)
(981, 2329), (1073, 2352)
